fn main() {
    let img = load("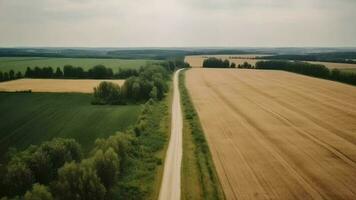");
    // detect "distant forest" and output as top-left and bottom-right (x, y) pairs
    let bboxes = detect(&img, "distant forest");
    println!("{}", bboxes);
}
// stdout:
(261, 52), (356, 64)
